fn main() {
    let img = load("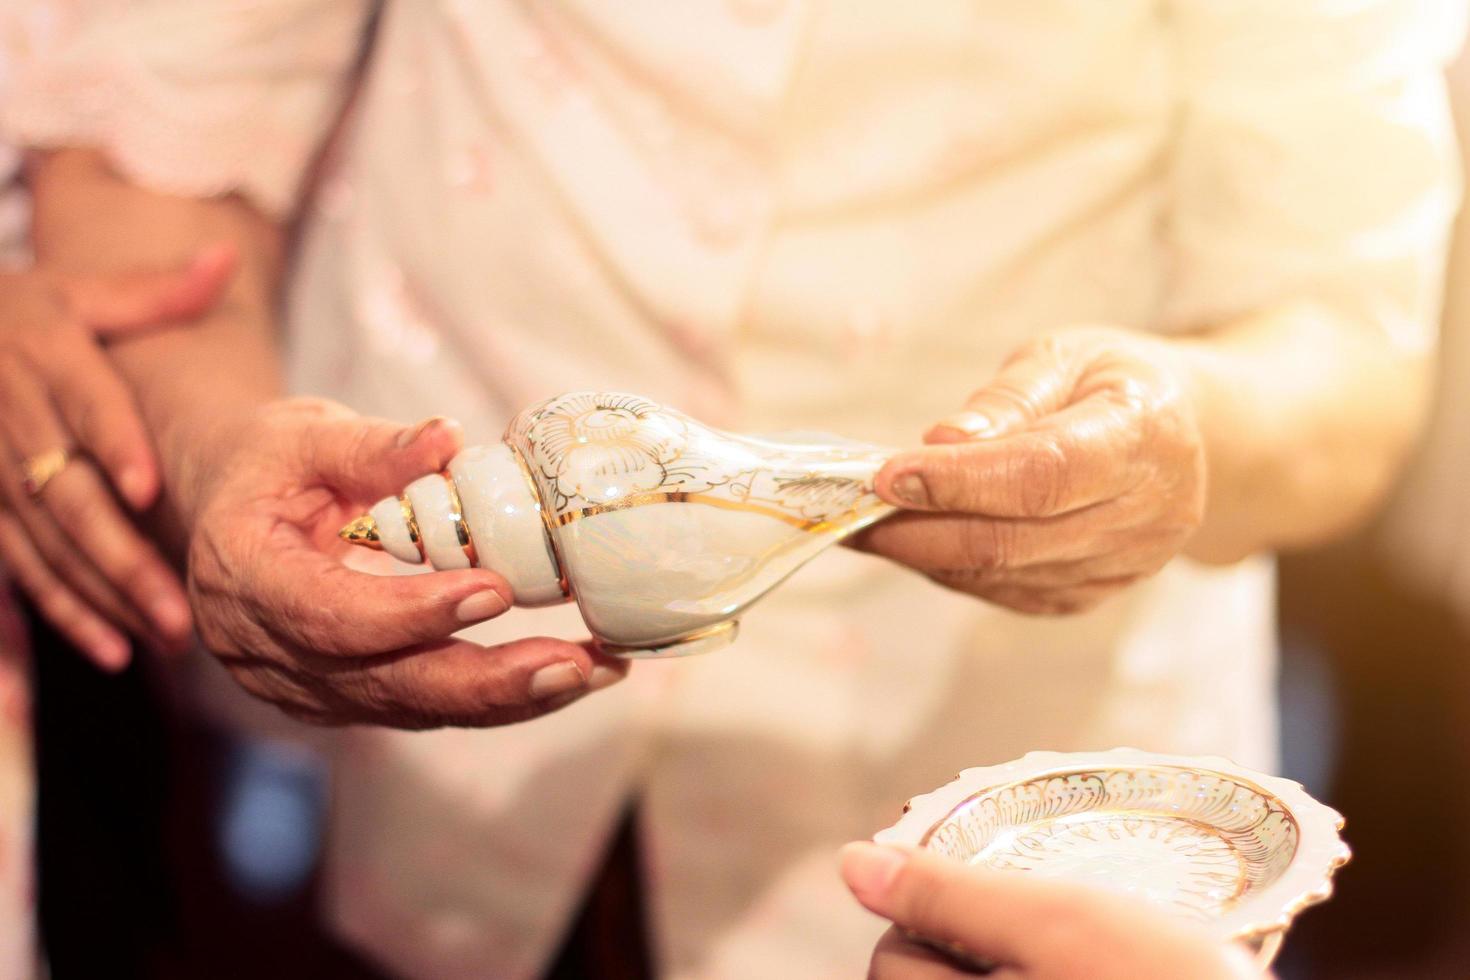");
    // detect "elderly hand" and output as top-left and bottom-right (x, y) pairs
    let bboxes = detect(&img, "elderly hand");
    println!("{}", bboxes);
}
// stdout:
(841, 843), (1260, 979)
(179, 398), (626, 728)
(857, 326), (1205, 614)
(0, 246), (235, 668)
